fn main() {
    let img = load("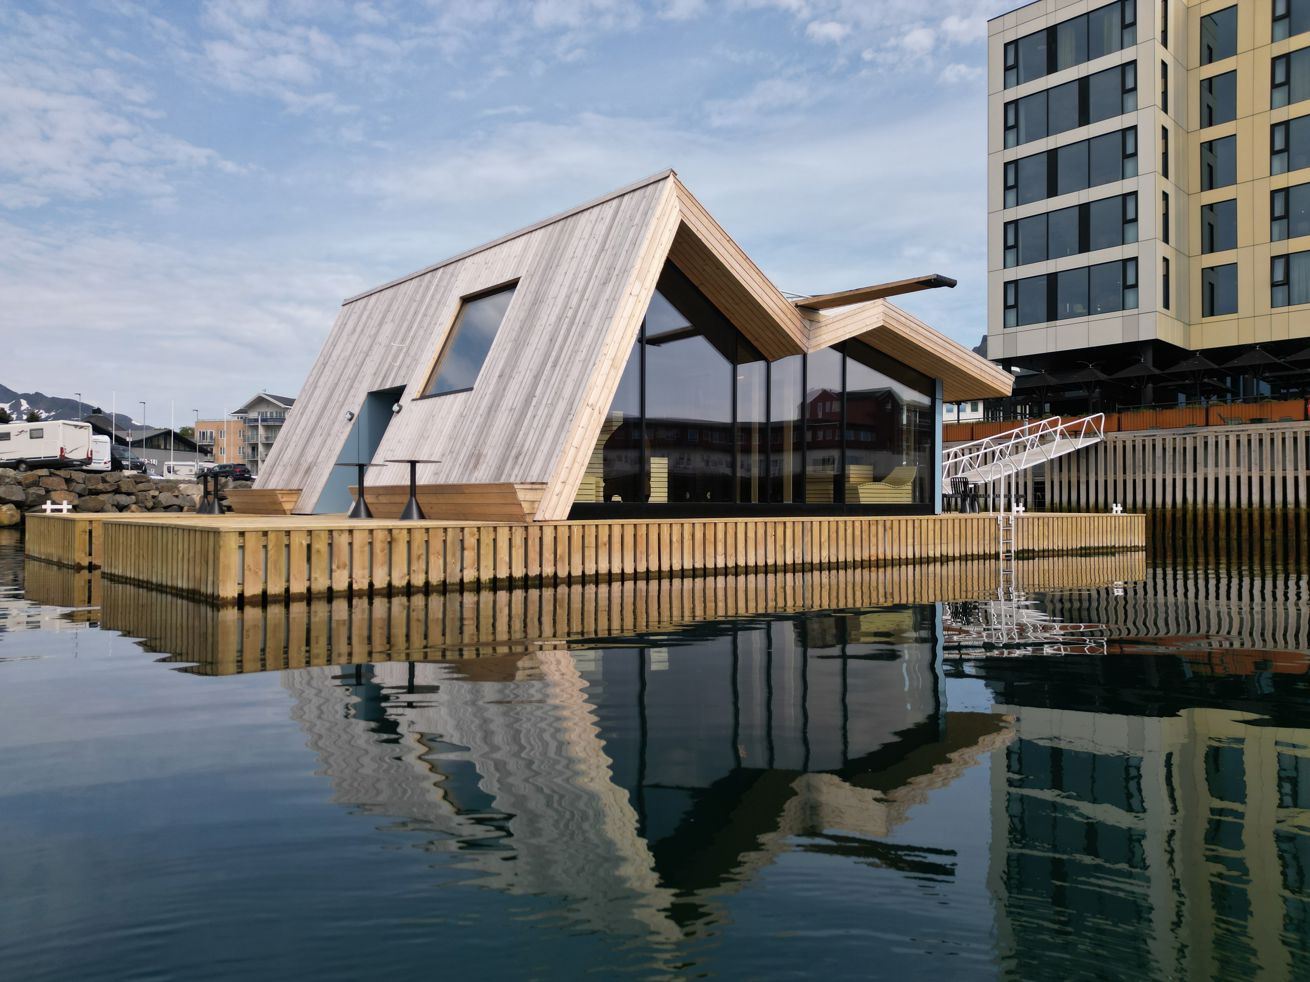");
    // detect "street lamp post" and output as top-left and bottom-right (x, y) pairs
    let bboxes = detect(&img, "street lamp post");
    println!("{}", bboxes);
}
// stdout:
(137, 401), (146, 465)
(74, 391), (82, 421)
